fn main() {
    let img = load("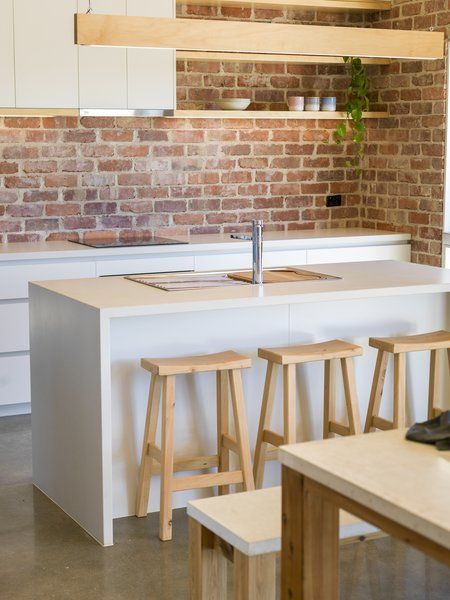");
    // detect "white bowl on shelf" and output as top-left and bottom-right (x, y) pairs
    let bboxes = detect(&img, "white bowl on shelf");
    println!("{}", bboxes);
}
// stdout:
(216, 98), (251, 111)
